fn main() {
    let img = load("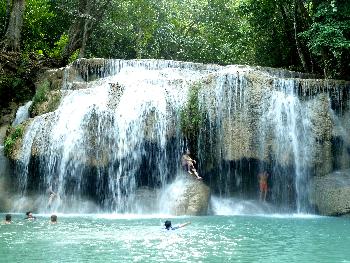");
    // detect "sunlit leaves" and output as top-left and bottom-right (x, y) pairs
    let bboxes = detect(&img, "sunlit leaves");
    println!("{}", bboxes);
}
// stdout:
(22, 0), (56, 52)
